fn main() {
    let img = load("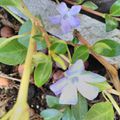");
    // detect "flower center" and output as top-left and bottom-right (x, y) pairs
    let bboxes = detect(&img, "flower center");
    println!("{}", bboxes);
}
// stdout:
(63, 14), (69, 20)
(71, 77), (79, 84)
